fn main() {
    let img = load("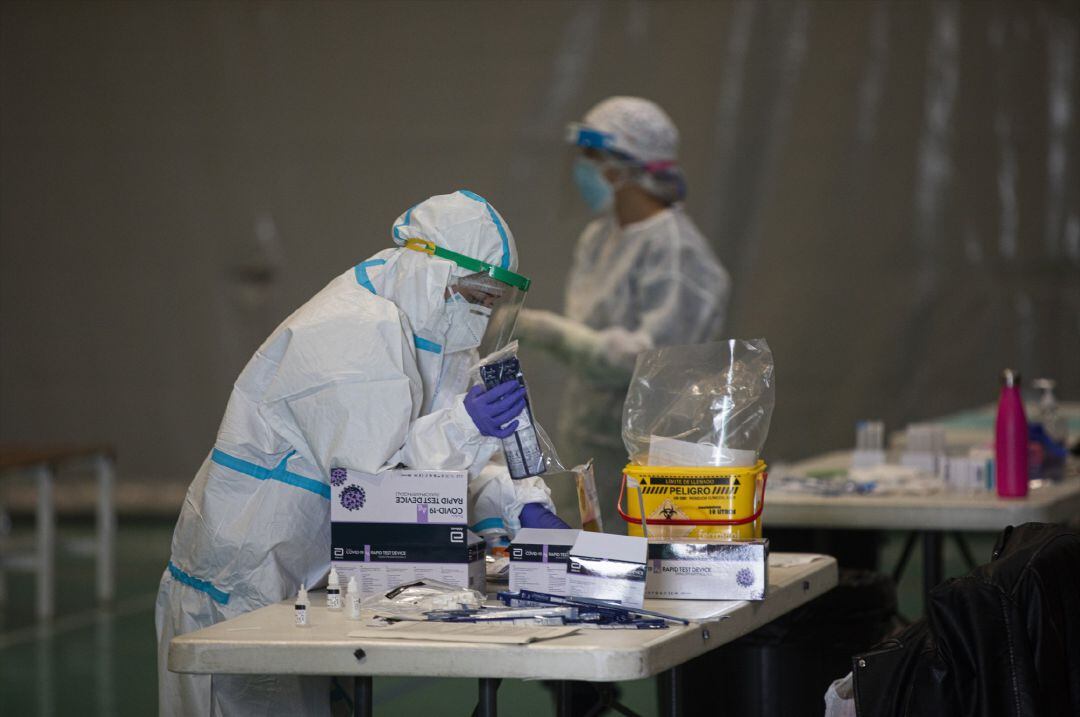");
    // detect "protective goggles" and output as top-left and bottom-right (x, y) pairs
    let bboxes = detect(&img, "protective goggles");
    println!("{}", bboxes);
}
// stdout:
(404, 238), (530, 355)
